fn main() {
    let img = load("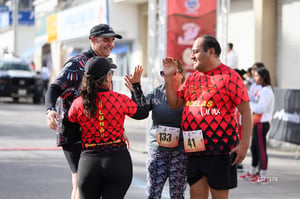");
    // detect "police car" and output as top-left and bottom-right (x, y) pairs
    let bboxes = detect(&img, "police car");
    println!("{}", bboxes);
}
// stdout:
(0, 57), (44, 104)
